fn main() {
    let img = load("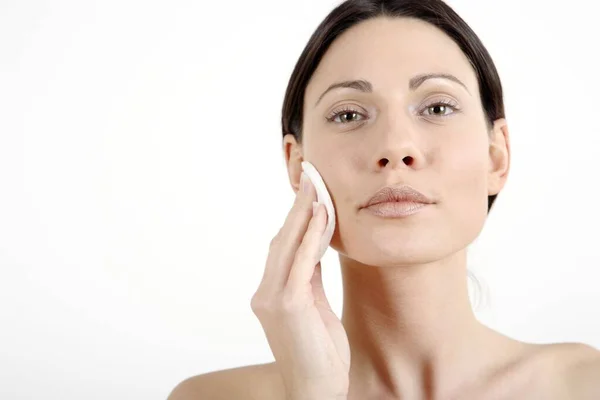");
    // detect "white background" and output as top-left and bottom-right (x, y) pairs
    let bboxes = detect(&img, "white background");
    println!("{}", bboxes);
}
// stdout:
(1, 0), (599, 399)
